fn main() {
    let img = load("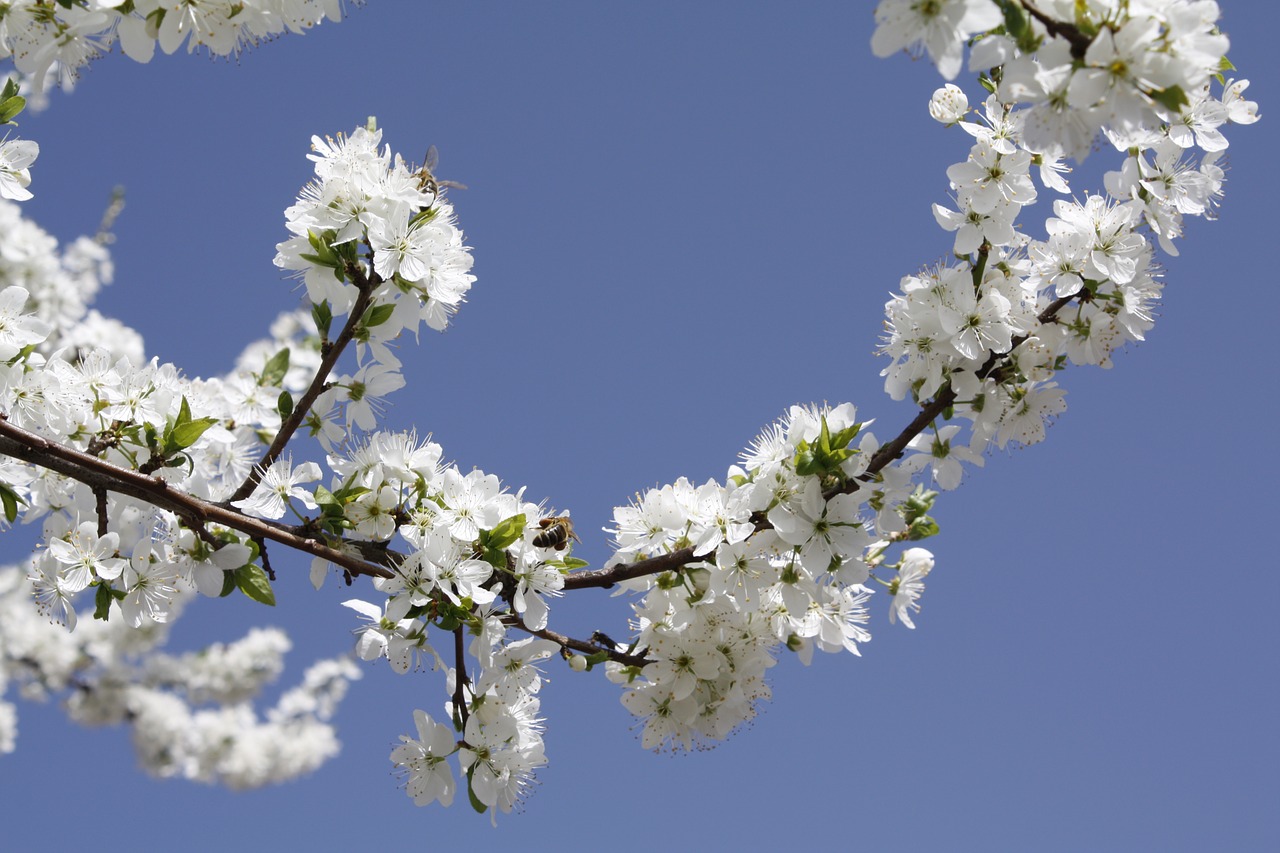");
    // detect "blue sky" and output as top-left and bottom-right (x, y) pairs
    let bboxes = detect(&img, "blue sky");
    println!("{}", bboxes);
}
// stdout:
(3, 3), (1278, 850)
